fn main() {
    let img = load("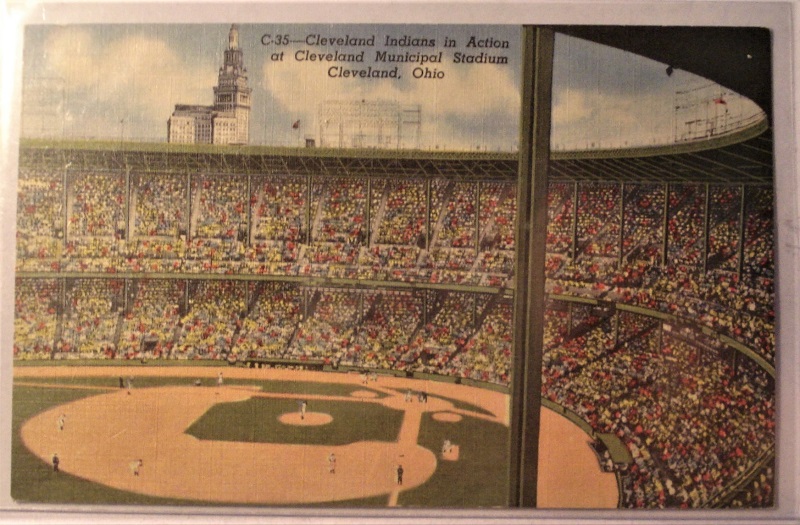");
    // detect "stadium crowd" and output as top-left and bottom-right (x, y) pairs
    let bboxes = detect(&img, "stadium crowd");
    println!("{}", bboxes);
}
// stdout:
(16, 168), (64, 270)
(337, 290), (423, 370)
(544, 181), (774, 365)
(665, 184), (705, 268)
(16, 171), (775, 365)
(232, 282), (302, 360)
(15, 166), (776, 508)
(174, 280), (245, 359)
(117, 279), (183, 359)
(542, 309), (775, 508)
(13, 278), (60, 359)
(575, 182), (621, 260)
(58, 279), (124, 358)
(14, 278), (515, 384)
(621, 184), (665, 265)
(43, 175), (511, 287)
